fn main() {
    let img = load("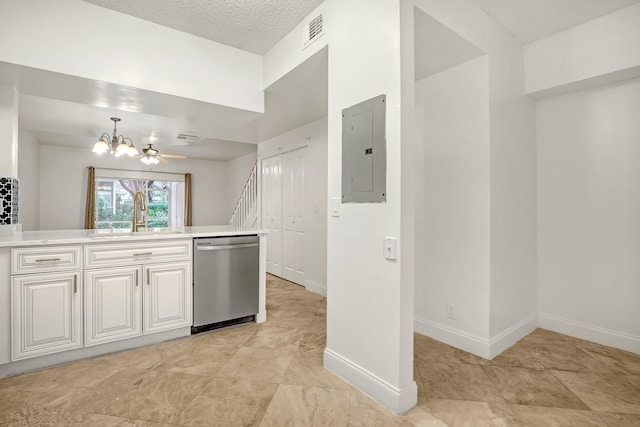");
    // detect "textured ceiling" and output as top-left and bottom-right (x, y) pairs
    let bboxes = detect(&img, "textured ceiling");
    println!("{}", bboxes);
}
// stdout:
(84, 0), (640, 55)
(472, 0), (640, 43)
(82, 0), (324, 55)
